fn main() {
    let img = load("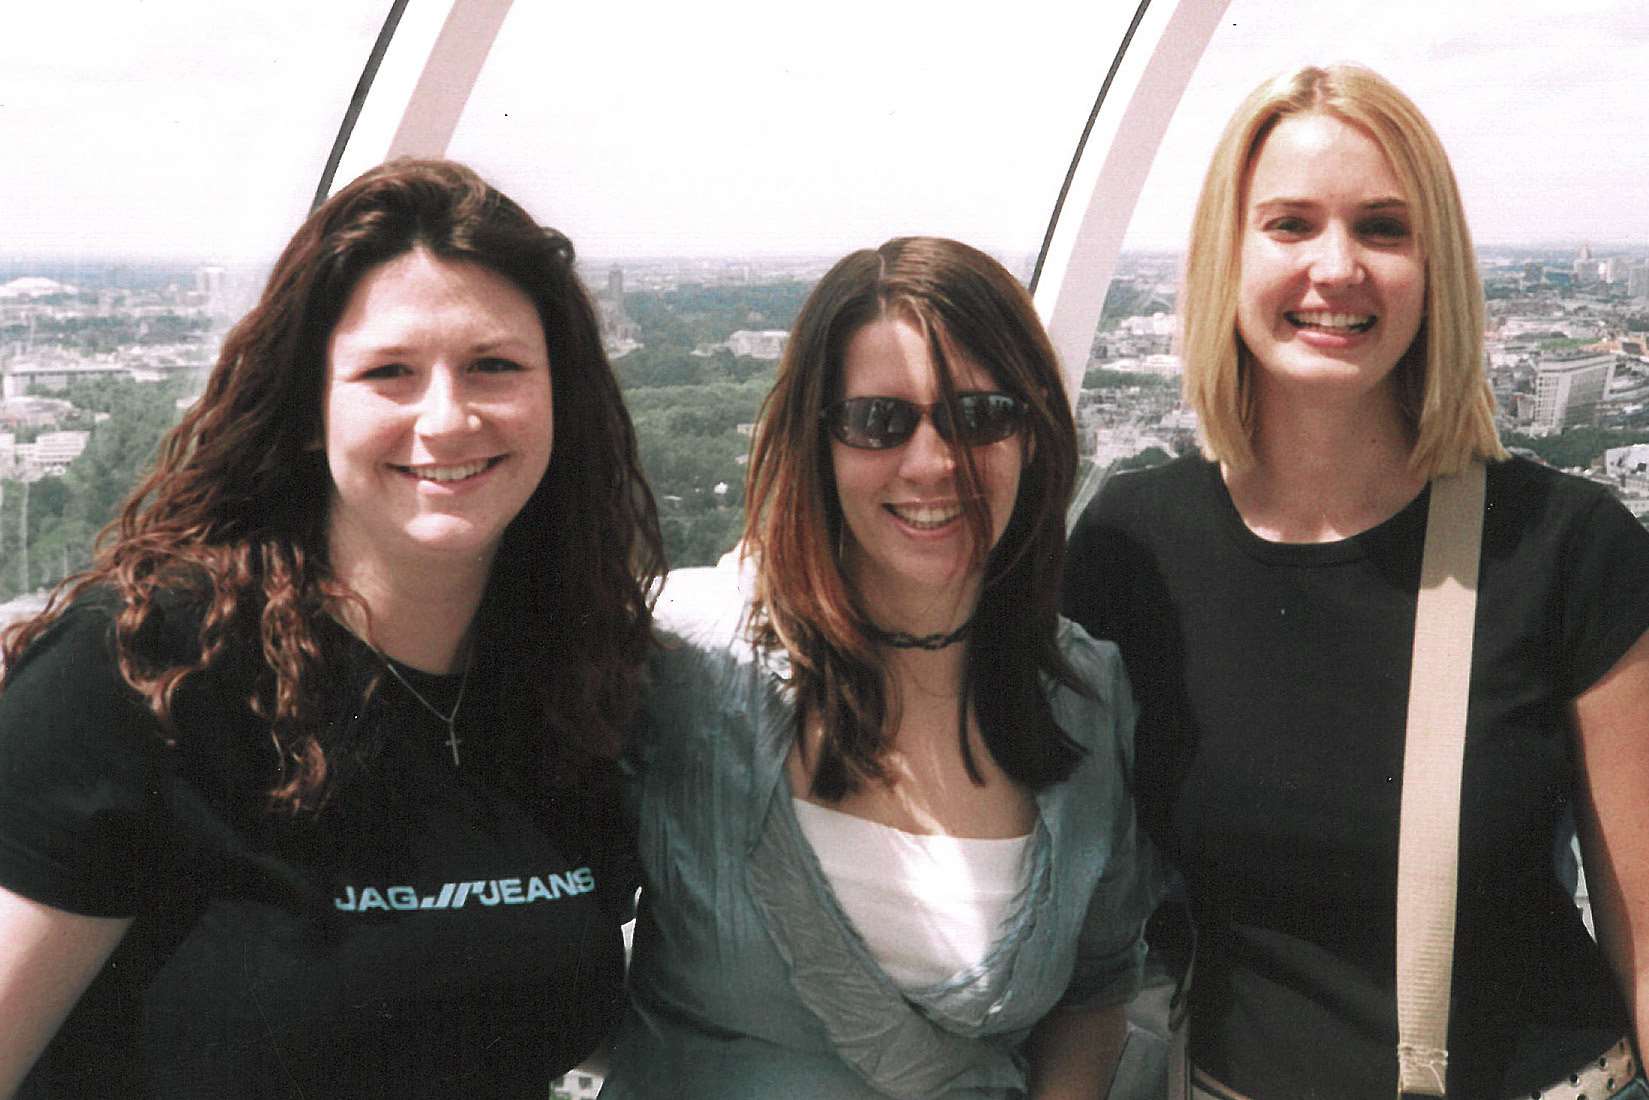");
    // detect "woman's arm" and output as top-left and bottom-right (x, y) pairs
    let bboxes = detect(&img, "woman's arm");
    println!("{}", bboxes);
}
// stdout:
(1573, 627), (1649, 1057)
(1025, 1002), (1129, 1099)
(0, 884), (130, 1098)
